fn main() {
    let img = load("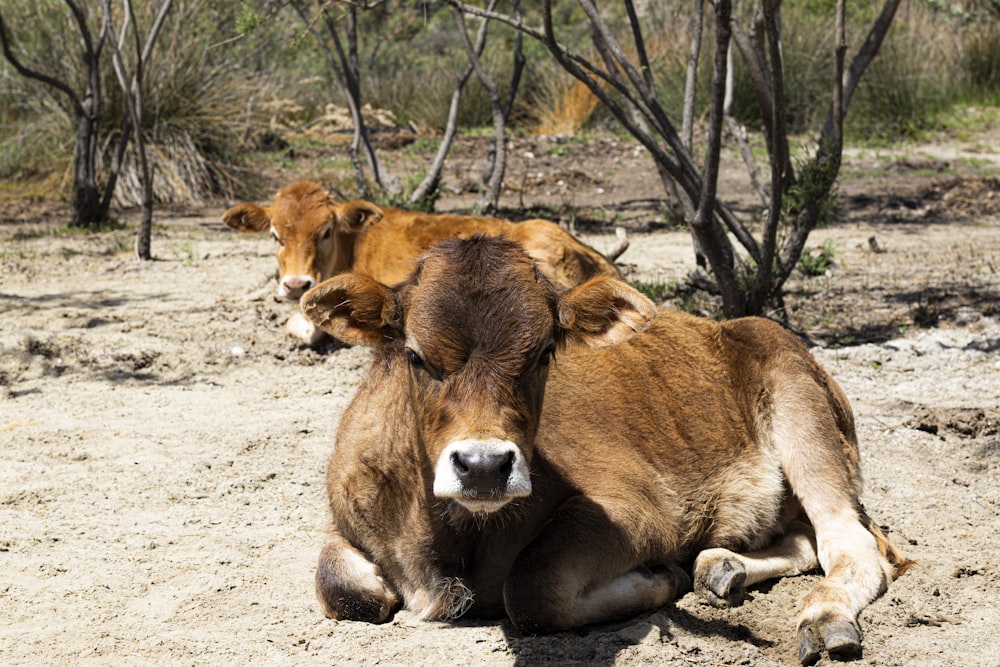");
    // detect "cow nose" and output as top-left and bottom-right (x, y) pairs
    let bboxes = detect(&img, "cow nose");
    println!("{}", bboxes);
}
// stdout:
(451, 449), (514, 495)
(433, 439), (532, 511)
(281, 276), (314, 299)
